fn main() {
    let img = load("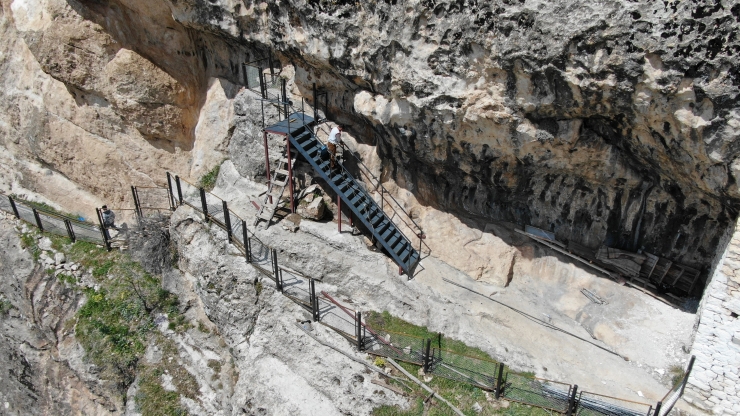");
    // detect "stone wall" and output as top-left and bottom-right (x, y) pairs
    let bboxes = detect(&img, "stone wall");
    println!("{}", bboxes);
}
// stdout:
(687, 217), (740, 415)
